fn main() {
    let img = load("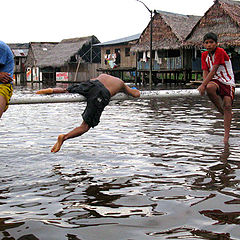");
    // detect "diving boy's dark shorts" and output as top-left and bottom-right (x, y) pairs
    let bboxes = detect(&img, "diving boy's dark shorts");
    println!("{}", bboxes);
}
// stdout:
(67, 80), (111, 127)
